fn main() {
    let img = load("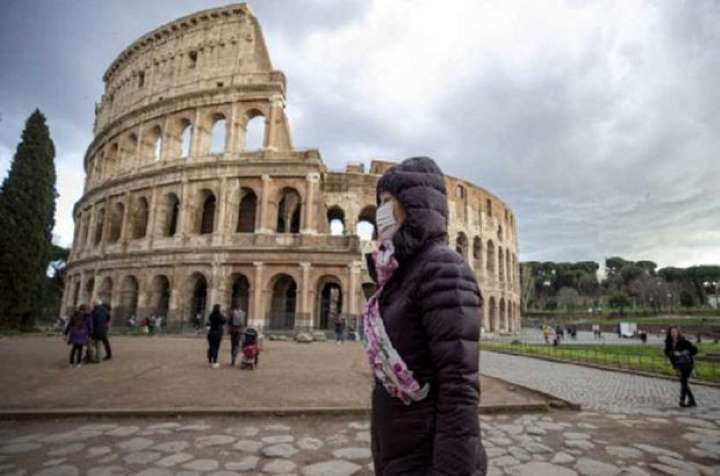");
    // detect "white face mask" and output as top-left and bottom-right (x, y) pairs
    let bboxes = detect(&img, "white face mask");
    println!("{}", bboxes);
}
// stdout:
(376, 200), (400, 240)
